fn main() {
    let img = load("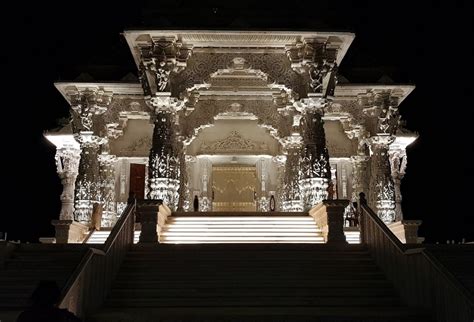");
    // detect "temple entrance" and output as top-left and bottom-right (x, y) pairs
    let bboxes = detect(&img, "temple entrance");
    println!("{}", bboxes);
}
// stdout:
(211, 165), (257, 212)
